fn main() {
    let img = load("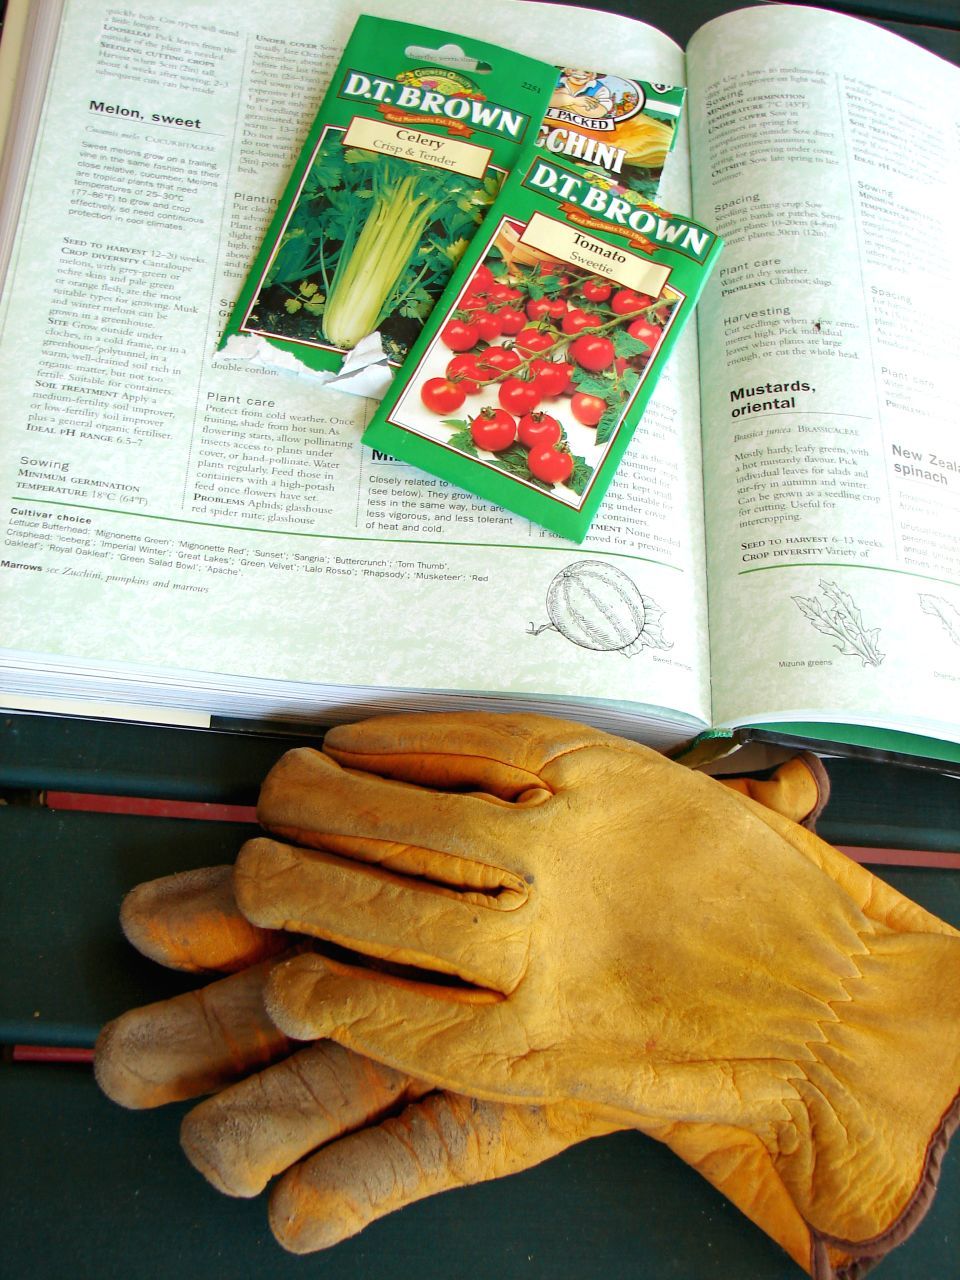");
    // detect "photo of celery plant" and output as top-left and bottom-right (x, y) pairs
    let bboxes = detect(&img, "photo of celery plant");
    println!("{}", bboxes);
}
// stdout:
(244, 128), (501, 364)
